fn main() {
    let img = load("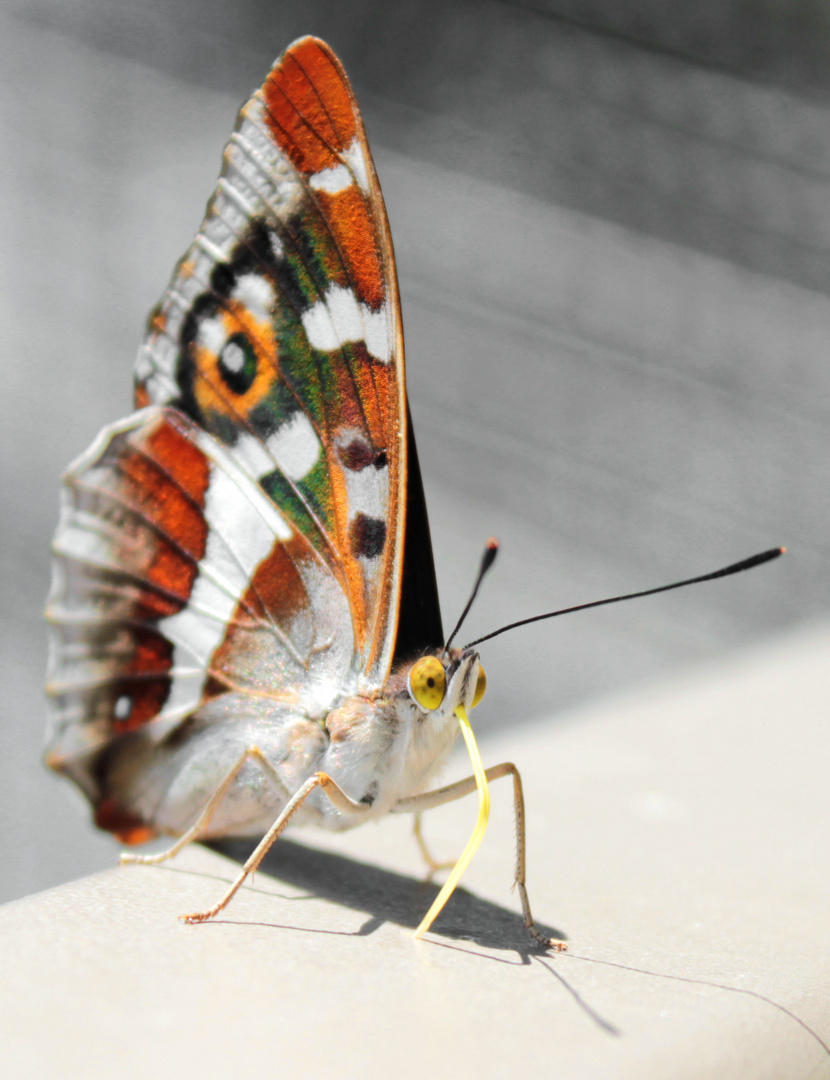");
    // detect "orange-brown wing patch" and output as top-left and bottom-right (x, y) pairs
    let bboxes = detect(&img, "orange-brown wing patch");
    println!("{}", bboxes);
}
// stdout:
(205, 533), (319, 702)
(262, 38), (386, 312)
(262, 38), (357, 176)
(315, 186), (386, 311)
(46, 411), (214, 774)
(117, 416), (211, 613)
